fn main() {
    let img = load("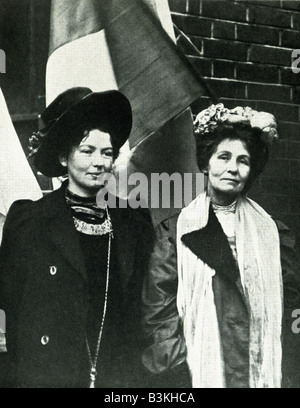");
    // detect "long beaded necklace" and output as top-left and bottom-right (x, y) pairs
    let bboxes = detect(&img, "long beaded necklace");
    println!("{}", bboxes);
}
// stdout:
(85, 206), (113, 388)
